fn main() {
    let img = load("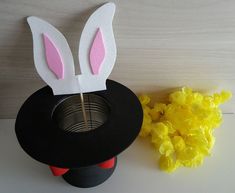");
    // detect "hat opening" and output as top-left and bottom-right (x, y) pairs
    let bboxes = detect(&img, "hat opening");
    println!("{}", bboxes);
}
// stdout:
(52, 94), (110, 133)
